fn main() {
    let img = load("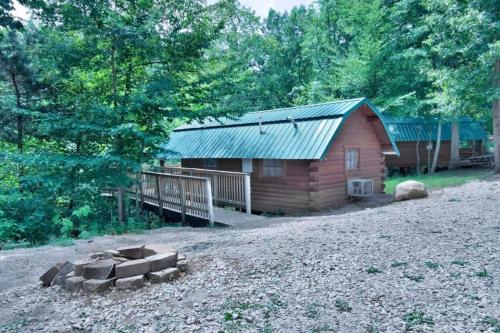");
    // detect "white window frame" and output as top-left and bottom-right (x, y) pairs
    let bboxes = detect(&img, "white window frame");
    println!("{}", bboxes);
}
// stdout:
(262, 159), (283, 177)
(345, 148), (360, 171)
